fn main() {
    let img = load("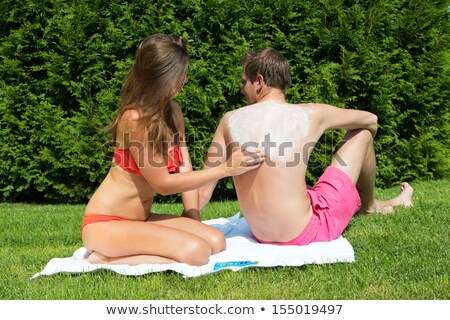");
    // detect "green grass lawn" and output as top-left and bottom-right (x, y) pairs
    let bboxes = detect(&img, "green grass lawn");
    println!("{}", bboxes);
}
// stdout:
(0, 179), (448, 300)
